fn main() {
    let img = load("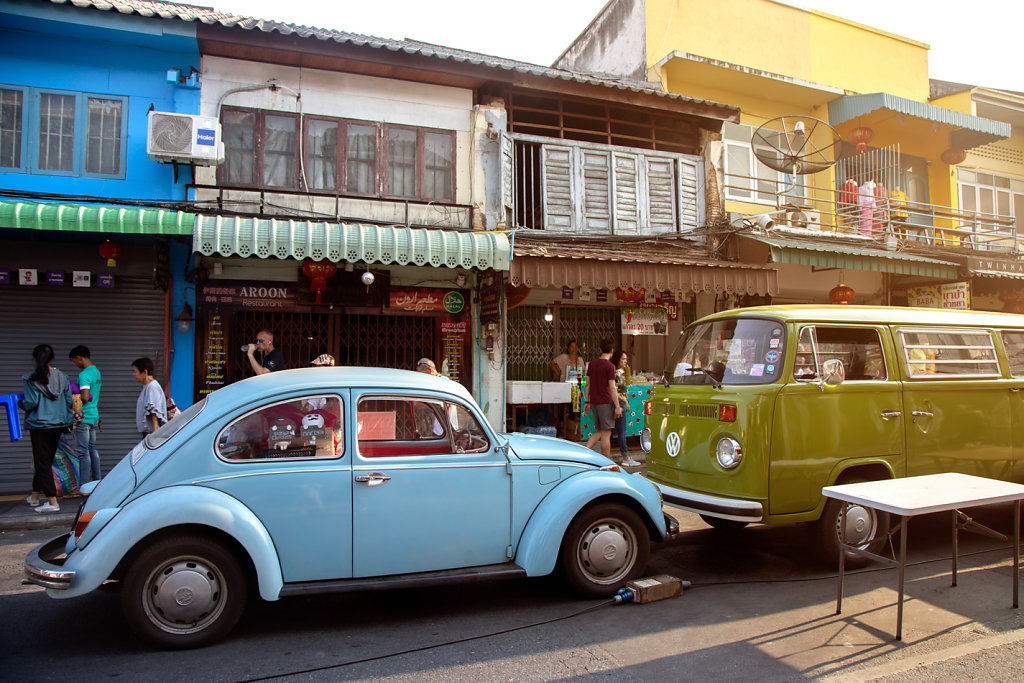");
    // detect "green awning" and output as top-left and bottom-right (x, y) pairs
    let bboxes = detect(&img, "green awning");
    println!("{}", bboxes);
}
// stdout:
(0, 199), (195, 235)
(828, 93), (1010, 149)
(745, 234), (959, 279)
(193, 215), (511, 271)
